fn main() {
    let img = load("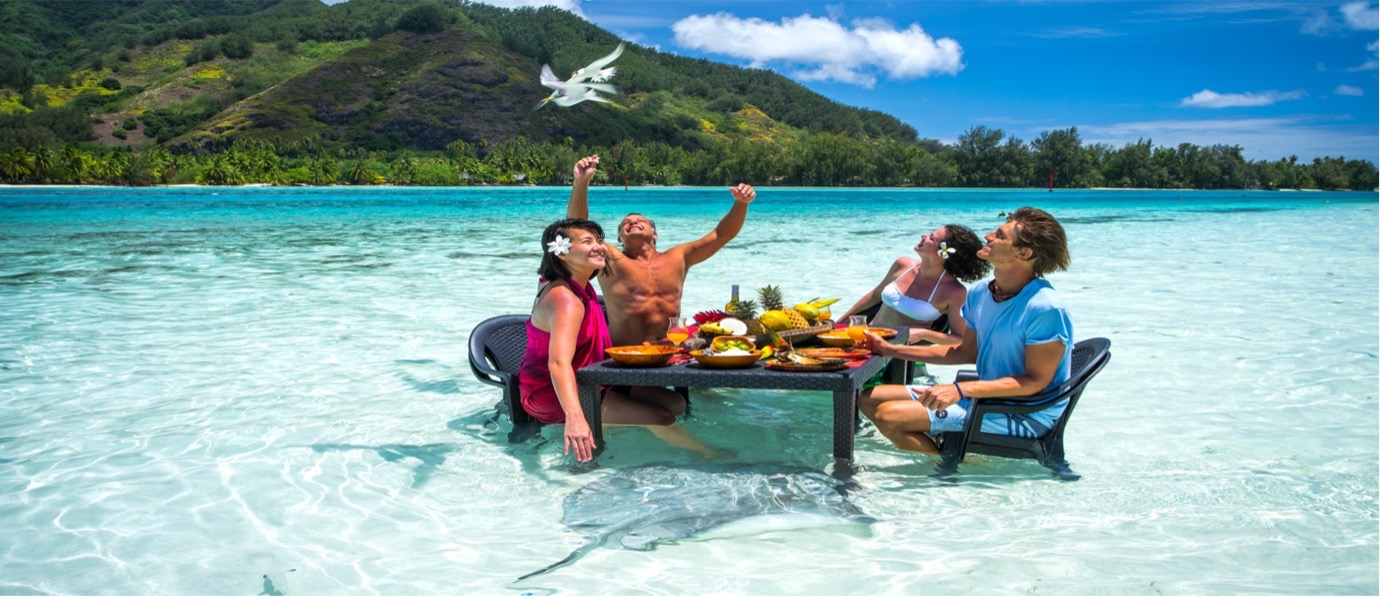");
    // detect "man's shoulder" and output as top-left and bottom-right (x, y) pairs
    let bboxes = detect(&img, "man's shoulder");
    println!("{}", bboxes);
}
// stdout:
(1026, 280), (1067, 310)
